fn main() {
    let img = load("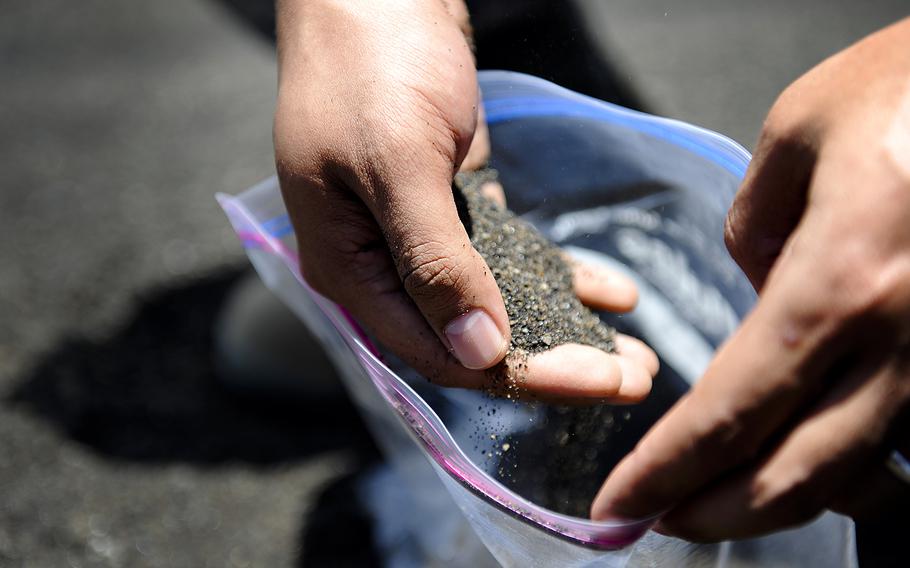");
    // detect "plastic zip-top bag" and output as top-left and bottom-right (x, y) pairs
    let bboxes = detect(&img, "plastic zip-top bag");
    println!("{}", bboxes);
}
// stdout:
(218, 71), (857, 567)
